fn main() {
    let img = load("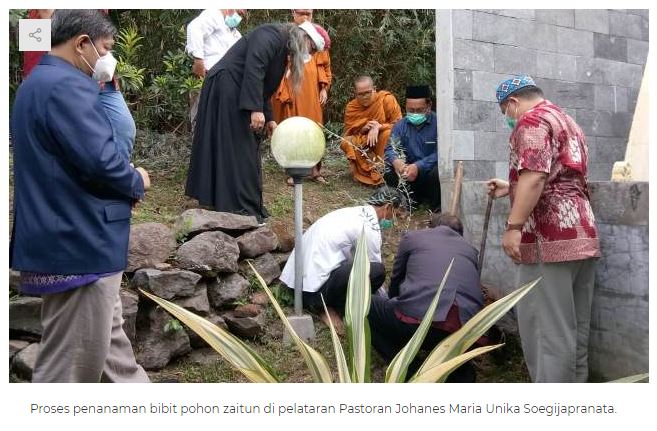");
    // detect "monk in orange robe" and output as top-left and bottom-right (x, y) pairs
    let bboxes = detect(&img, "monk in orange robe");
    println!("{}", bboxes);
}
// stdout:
(271, 9), (332, 185)
(341, 76), (402, 185)
(272, 51), (331, 124)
